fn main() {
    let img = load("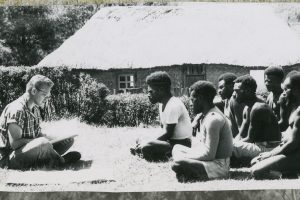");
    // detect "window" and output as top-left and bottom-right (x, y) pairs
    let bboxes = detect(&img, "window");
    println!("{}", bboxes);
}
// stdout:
(185, 65), (206, 87)
(186, 65), (204, 75)
(118, 74), (135, 91)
